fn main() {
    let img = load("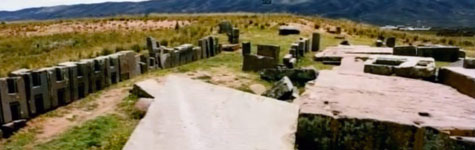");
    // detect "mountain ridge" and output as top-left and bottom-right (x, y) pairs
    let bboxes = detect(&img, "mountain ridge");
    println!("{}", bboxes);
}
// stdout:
(1, 0), (475, 27)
